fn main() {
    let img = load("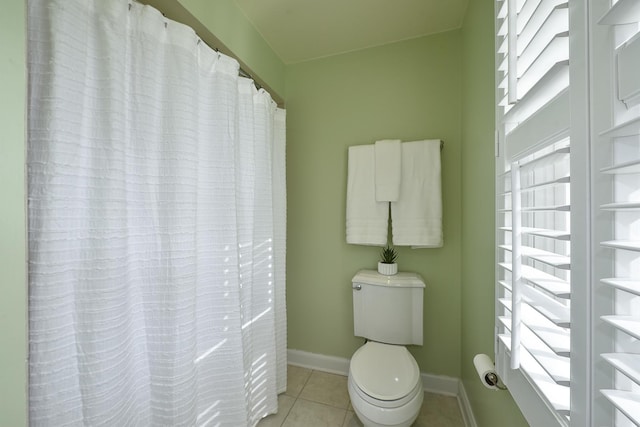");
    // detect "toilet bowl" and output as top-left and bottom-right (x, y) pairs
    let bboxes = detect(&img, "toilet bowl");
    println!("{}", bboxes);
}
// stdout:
(348, 341), (423, 427)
